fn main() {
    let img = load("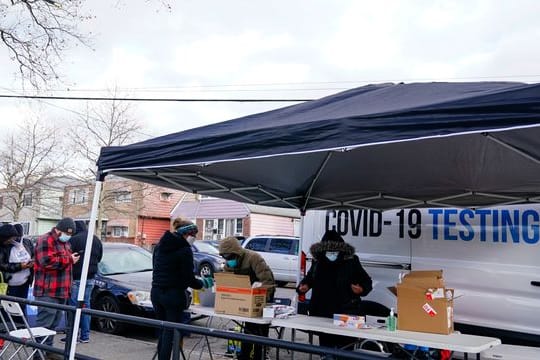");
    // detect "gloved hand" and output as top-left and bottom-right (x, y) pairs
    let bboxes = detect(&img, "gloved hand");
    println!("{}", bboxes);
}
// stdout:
(201, 277), (214, 289)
